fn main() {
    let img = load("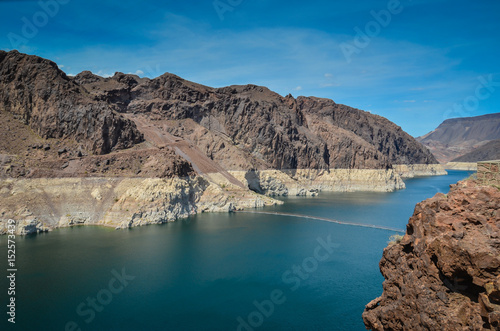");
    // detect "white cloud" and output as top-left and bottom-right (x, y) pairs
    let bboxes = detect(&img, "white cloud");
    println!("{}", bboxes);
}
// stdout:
(95, 70), (113, 78)
(128, 70), (144, 76)
(294, 86), (303, 91)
